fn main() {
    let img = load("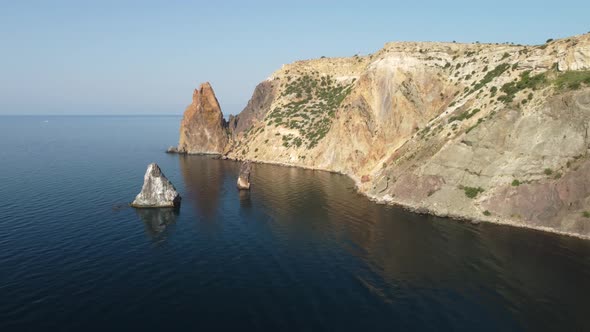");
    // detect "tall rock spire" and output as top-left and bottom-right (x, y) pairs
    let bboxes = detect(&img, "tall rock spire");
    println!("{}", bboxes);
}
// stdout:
(177, 82), (229, 154)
